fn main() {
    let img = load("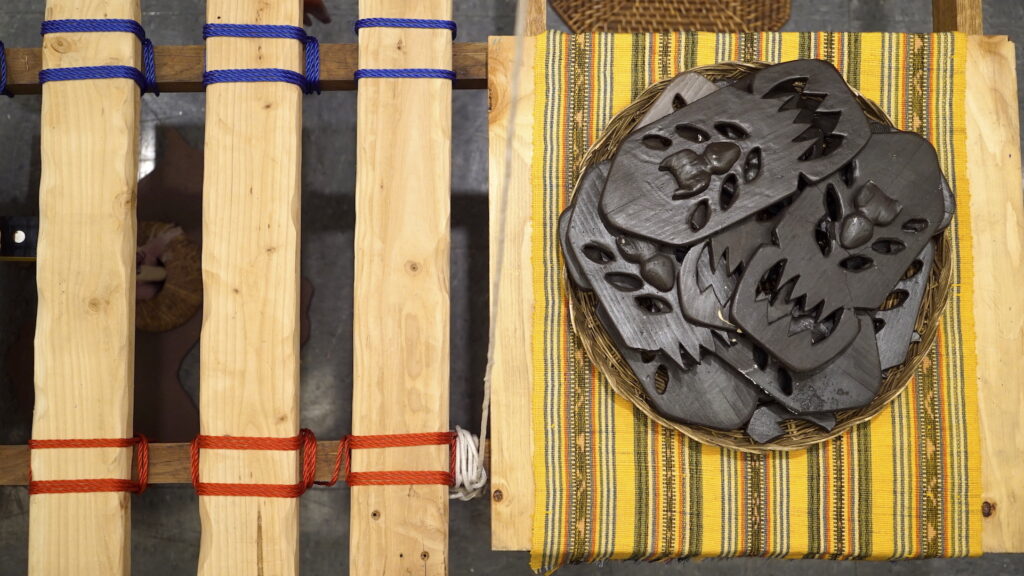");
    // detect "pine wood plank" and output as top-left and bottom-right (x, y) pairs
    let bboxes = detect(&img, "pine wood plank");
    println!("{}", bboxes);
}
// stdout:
(525, 0), (548, 36)
(2, 43), (489, 94)
(29, 1), (142, 574)
(932, 0), (983, 35)
(487, 35), (537, 552)
(965, 34), (1024, 554)
(198, 2), (304, 575)
(351, 0), (453, 573)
